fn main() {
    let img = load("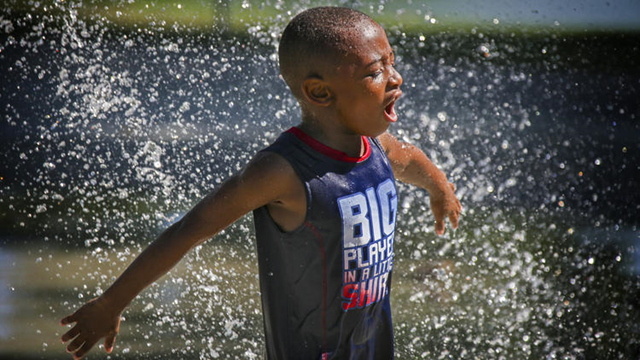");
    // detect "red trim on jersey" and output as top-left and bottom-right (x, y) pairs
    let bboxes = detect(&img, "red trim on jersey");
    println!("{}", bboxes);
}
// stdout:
(304, 221), (328, 354)
(287, 127), (371, 163)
